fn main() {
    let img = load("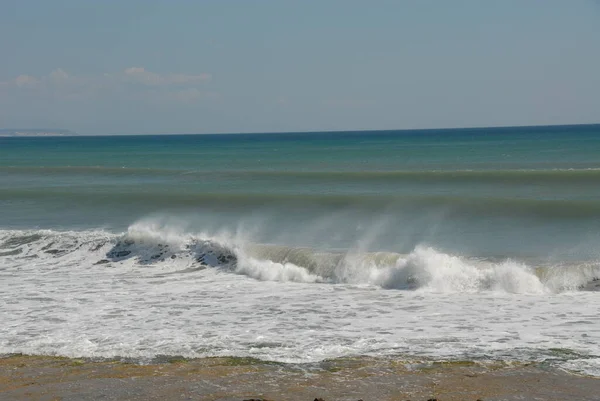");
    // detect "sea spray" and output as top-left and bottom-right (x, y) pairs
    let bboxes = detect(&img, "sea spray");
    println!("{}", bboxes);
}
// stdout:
(2, 222), (597, 293)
